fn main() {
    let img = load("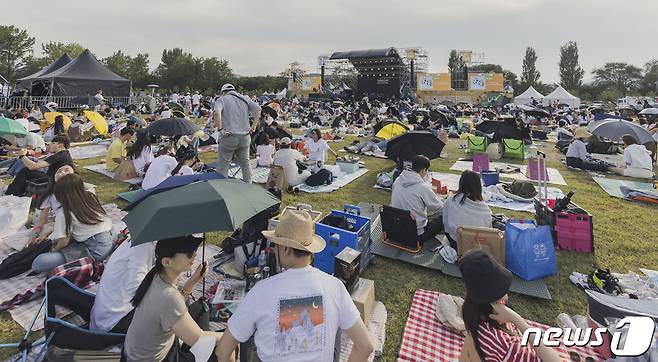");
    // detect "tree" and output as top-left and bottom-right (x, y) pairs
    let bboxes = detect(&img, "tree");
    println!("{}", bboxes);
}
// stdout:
(592, 62), (642, 96)
(196, 57), (235, 93)
(520, 47), (541, 89)
(559, 41), (584, 90)
(280, 62), (306, 81)
(469, 64), (504, 74)
(0, 25), (35, 81)
(41, 41), (85, 62)
(640, 59), (658, 96)
(128, 53), (151, 88)
(103, 50), (131, 78)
